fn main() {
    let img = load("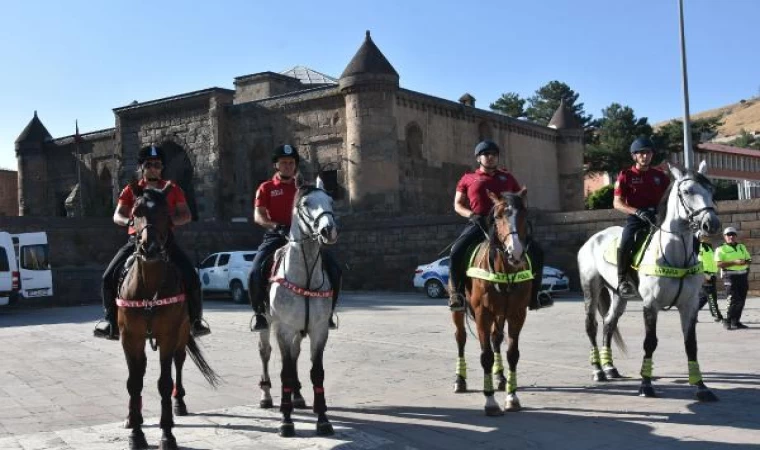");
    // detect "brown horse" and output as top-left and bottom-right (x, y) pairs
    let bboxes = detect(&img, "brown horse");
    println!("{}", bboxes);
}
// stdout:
(118, 183), (219, 450)
(451, 189), (533, 416)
